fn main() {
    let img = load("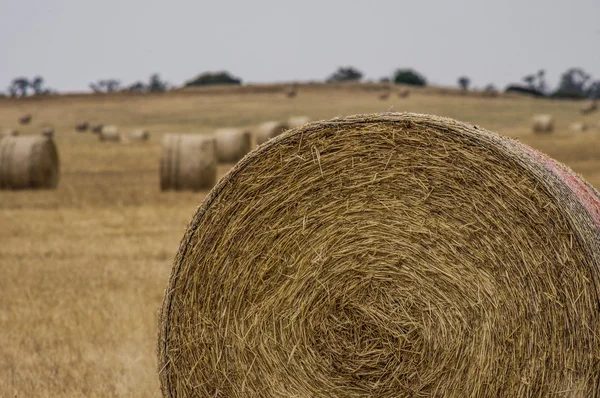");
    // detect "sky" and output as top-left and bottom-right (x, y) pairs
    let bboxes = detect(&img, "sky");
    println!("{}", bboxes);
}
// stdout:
(0, 0), (598, 93)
